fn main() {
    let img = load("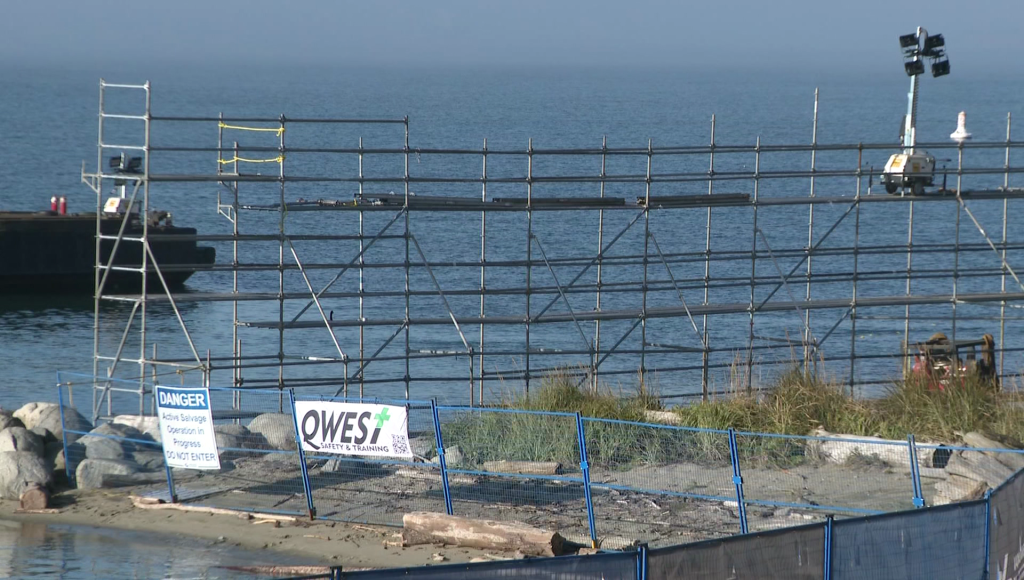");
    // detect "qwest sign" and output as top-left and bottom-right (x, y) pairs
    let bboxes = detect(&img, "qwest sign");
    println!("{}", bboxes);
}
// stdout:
(156, 385), (221, 470)
(292, 401), (413, 458)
